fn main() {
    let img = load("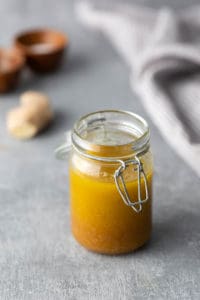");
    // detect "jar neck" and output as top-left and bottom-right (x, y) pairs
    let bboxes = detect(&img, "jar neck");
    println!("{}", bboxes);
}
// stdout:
(71, 110), (150, 160)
